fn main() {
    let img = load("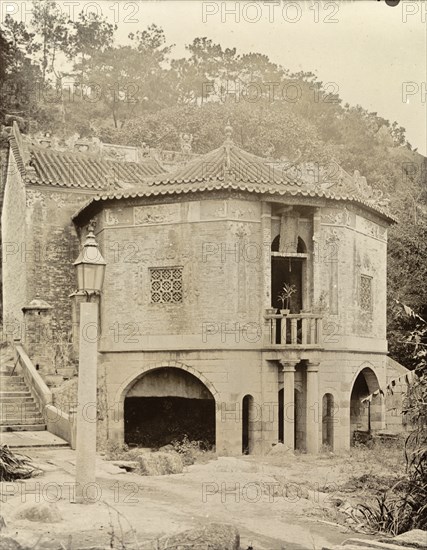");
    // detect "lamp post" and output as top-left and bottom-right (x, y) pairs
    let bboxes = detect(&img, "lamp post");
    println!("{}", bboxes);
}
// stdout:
(73, 223), (106, 504)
